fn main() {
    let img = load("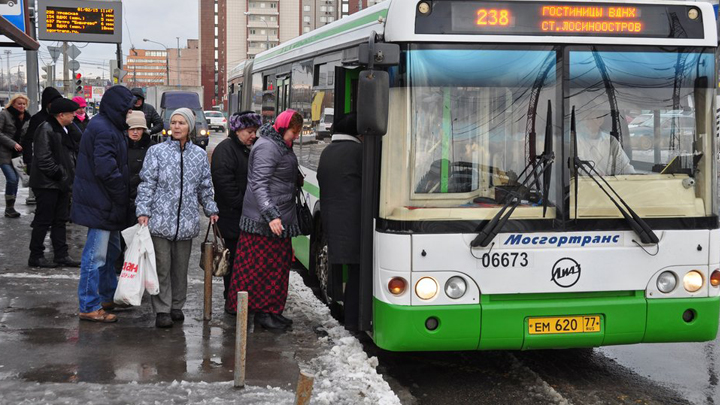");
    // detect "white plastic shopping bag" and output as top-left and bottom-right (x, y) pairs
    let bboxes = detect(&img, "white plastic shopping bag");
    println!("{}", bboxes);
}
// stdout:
(138, 226), (159, 295)
(11, 157), (29, 187)
(114, 224), (158, 305)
